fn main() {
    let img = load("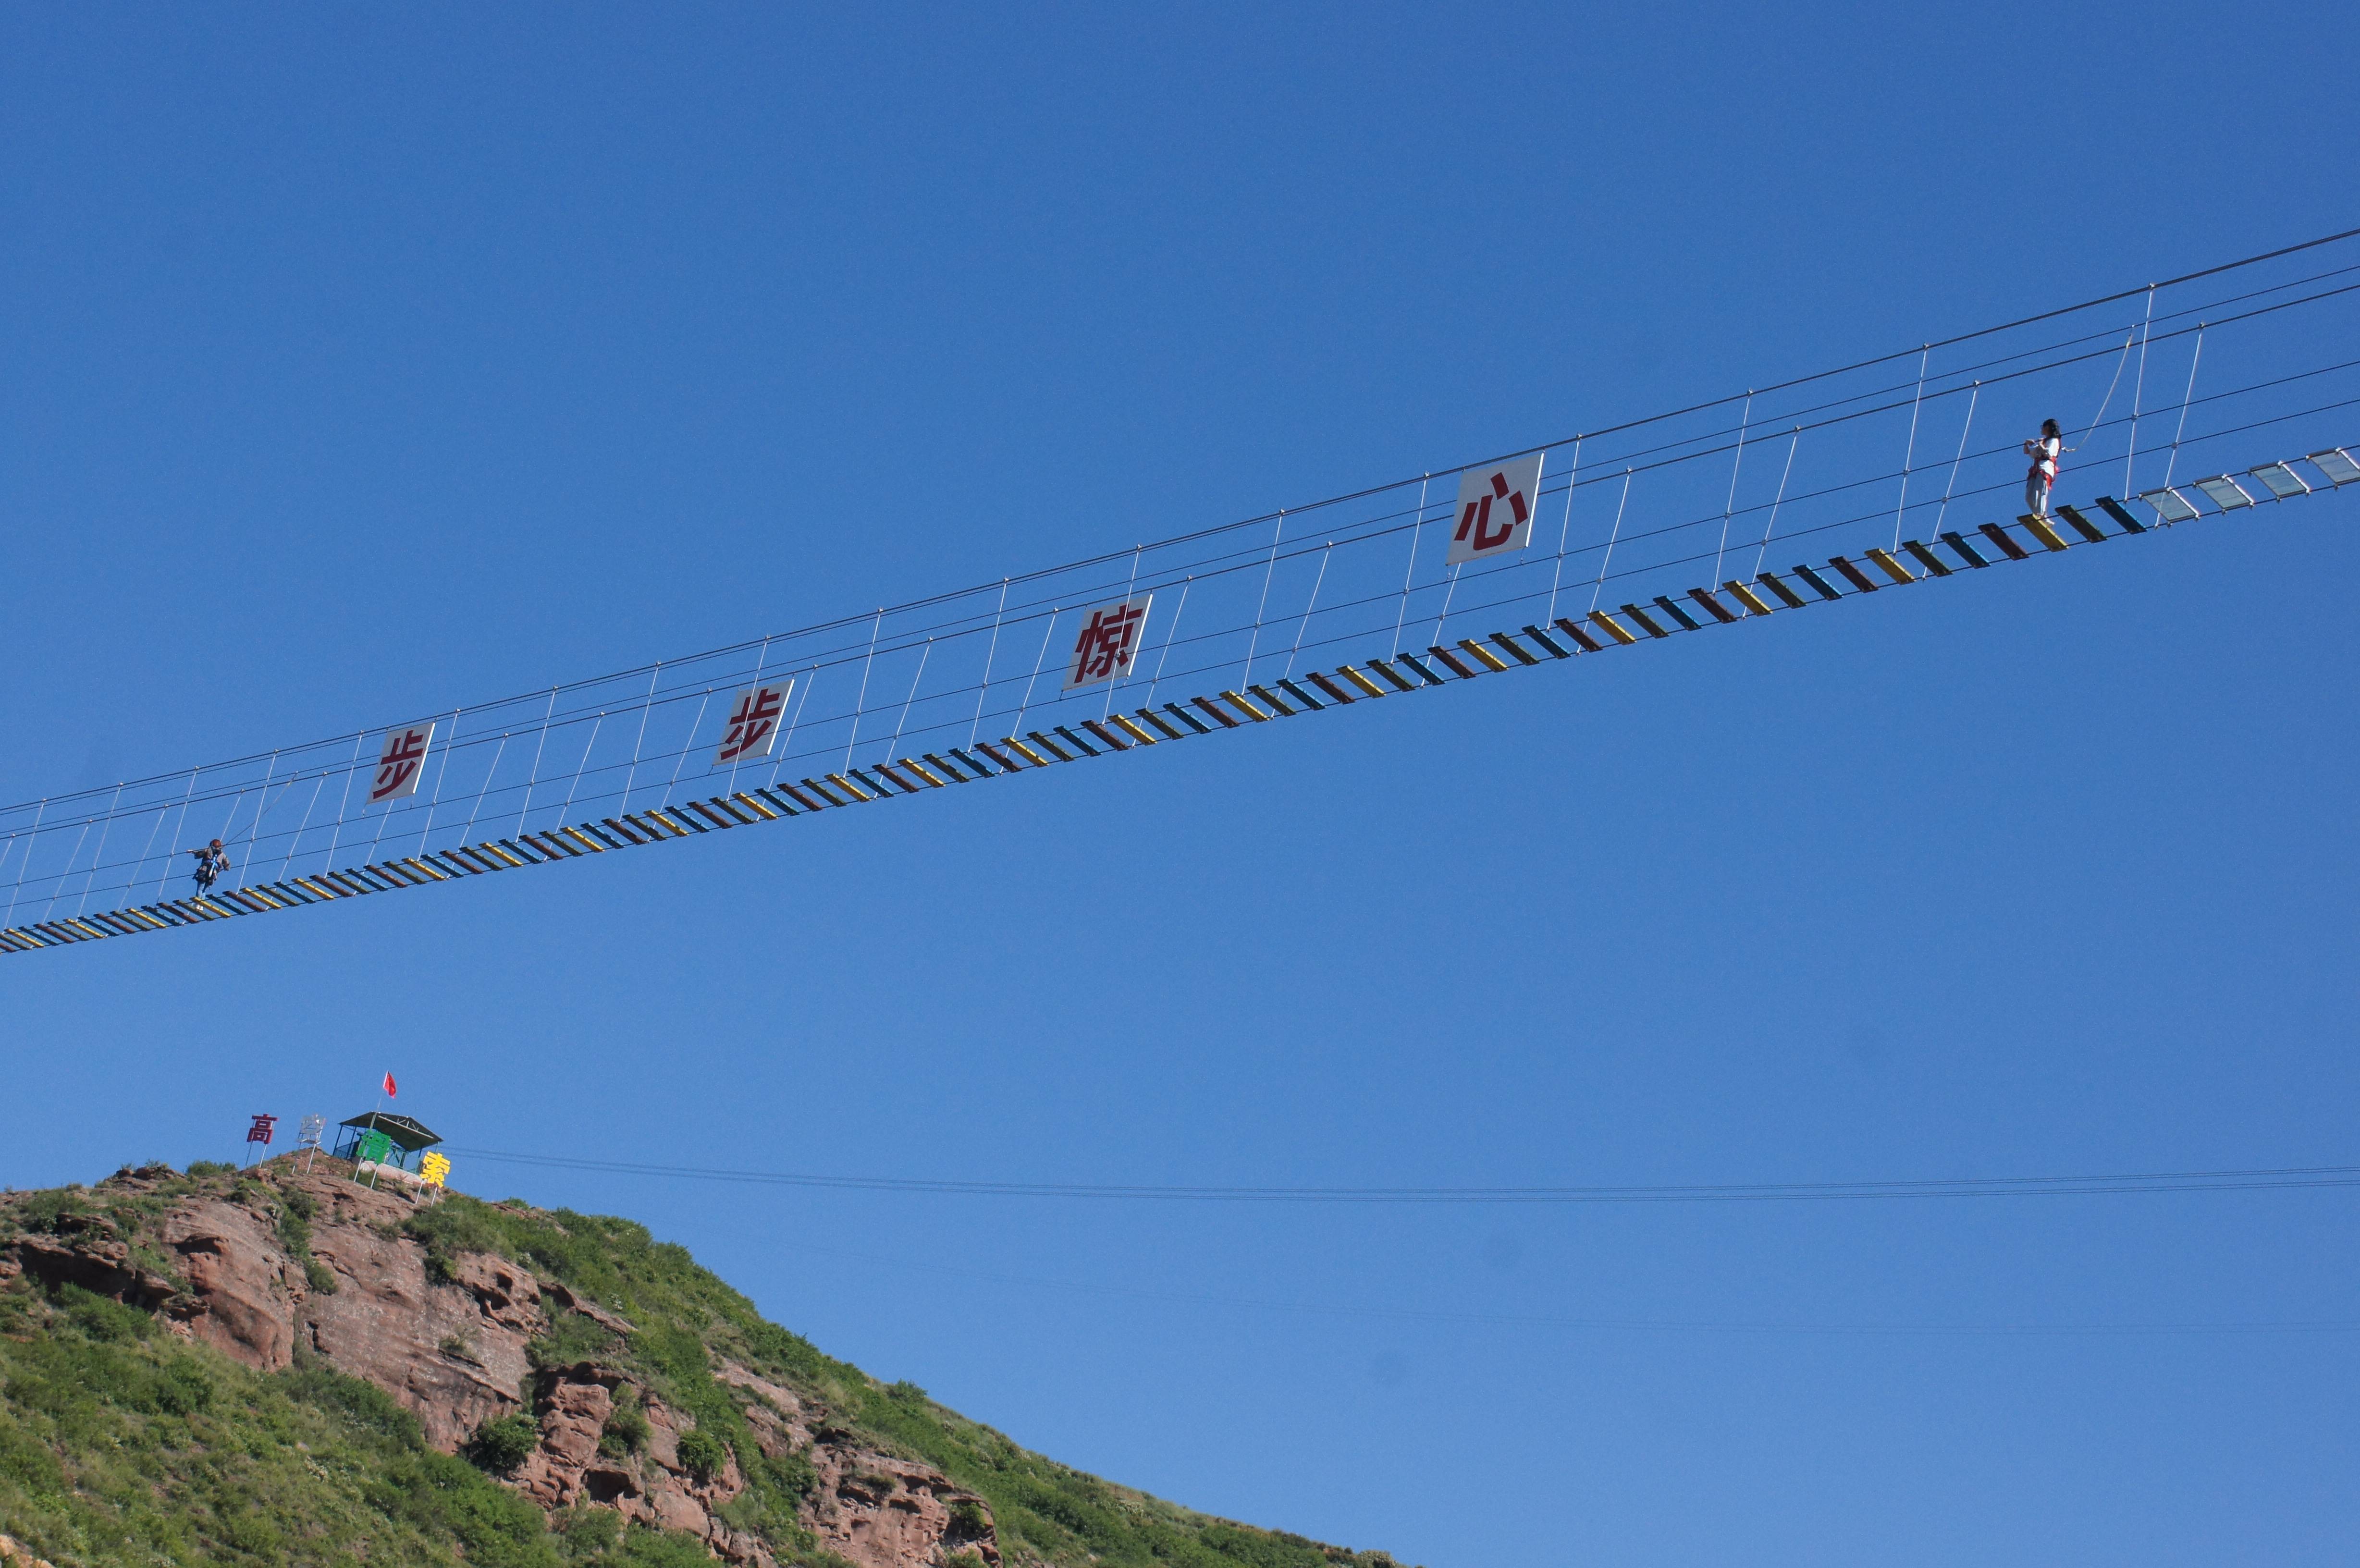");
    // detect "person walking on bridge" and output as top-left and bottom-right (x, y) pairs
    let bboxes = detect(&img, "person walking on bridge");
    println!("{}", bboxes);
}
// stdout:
(189, 838), (229, 896)
(2023, 418), (2063, 518)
